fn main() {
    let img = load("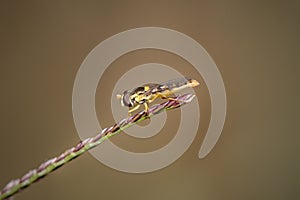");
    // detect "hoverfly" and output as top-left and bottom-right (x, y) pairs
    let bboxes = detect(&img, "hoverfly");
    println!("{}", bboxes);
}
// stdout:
(117, 77), (199, 116)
